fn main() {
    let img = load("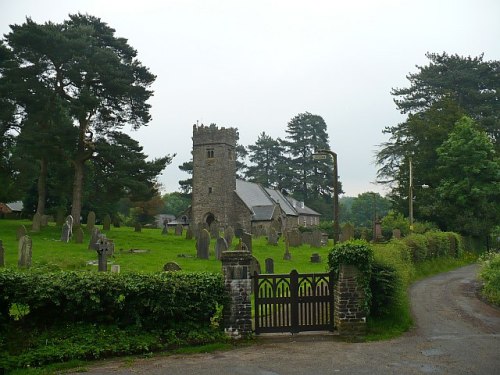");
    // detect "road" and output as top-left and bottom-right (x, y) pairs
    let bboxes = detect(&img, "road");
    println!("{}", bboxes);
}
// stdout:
(72, 265), (500, 374)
